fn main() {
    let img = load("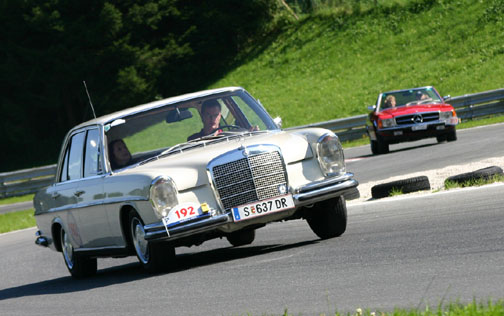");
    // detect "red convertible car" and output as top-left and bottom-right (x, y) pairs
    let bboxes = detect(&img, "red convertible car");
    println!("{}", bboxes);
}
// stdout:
(366, 86), (459, 155)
